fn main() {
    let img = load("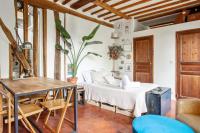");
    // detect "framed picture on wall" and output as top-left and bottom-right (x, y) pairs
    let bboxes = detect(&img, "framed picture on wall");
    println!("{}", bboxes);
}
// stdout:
(125, 63), (131, 72)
